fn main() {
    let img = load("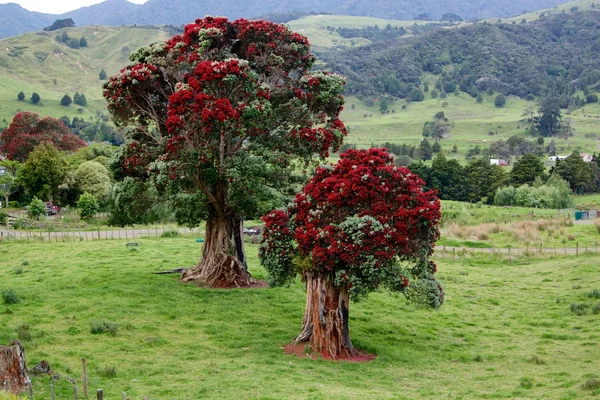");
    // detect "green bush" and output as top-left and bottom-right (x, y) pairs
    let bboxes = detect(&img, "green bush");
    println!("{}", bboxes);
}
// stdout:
(27, 197), (45, 220)
(2, 288), (20, 304)
(89, 320), (119, 336)
(78, 192), (99, 221)
(0, 210), (6, 225)
(160, 230), (180, 238)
